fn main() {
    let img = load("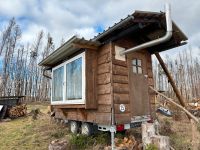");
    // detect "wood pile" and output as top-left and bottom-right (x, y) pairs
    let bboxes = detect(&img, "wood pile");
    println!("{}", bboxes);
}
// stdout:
(114, 136), (142, 150)
(188, 102), (200, 117)
(8, 104), (27, 118)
